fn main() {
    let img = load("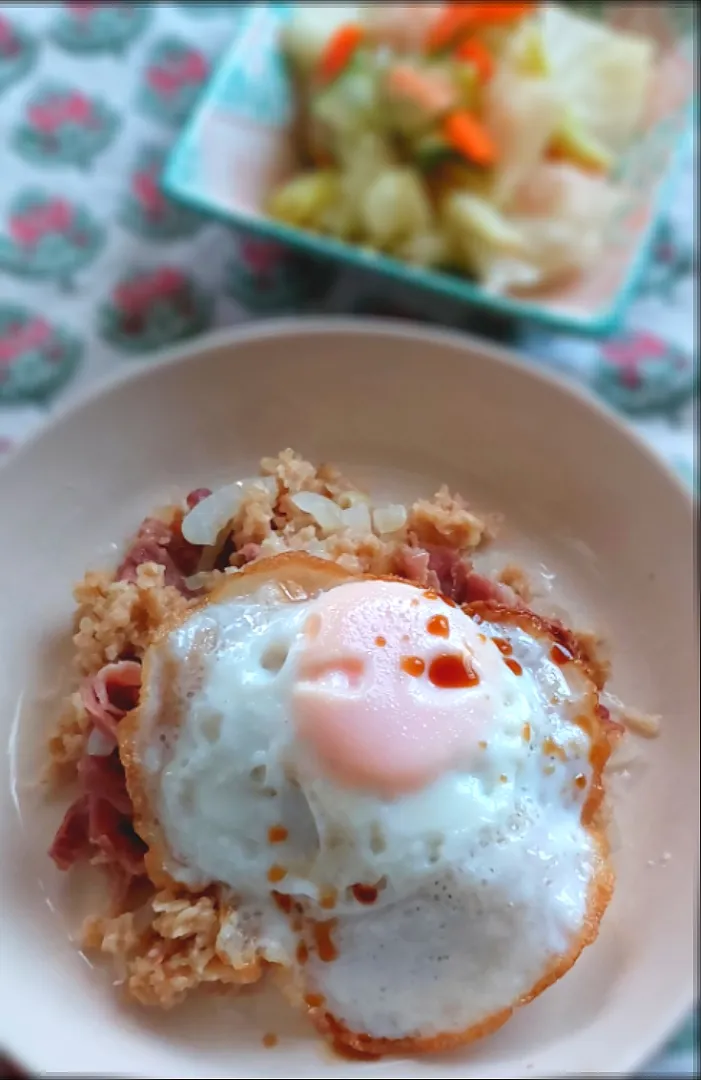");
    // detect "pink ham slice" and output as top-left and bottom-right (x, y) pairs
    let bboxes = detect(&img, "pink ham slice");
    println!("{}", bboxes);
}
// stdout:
(50, 662), (145, 876)
(396, 545), (522, 607)
(238, 542), (262, 565)
(88, 796), (146, 877)
(47, 492), (213, 880)
(48, 795), (91, 871)
(393, 546), (440, 591)
(116, 514), (201, 593)
(426, 546), (468, 597)
(79, 751), (133, 815)
(49, 754), (146, 876)
(426, 546), (522, 607)
(80, 659), (142, 743)
(186, 487), (212, 509)
(459, 571), (522, 607)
